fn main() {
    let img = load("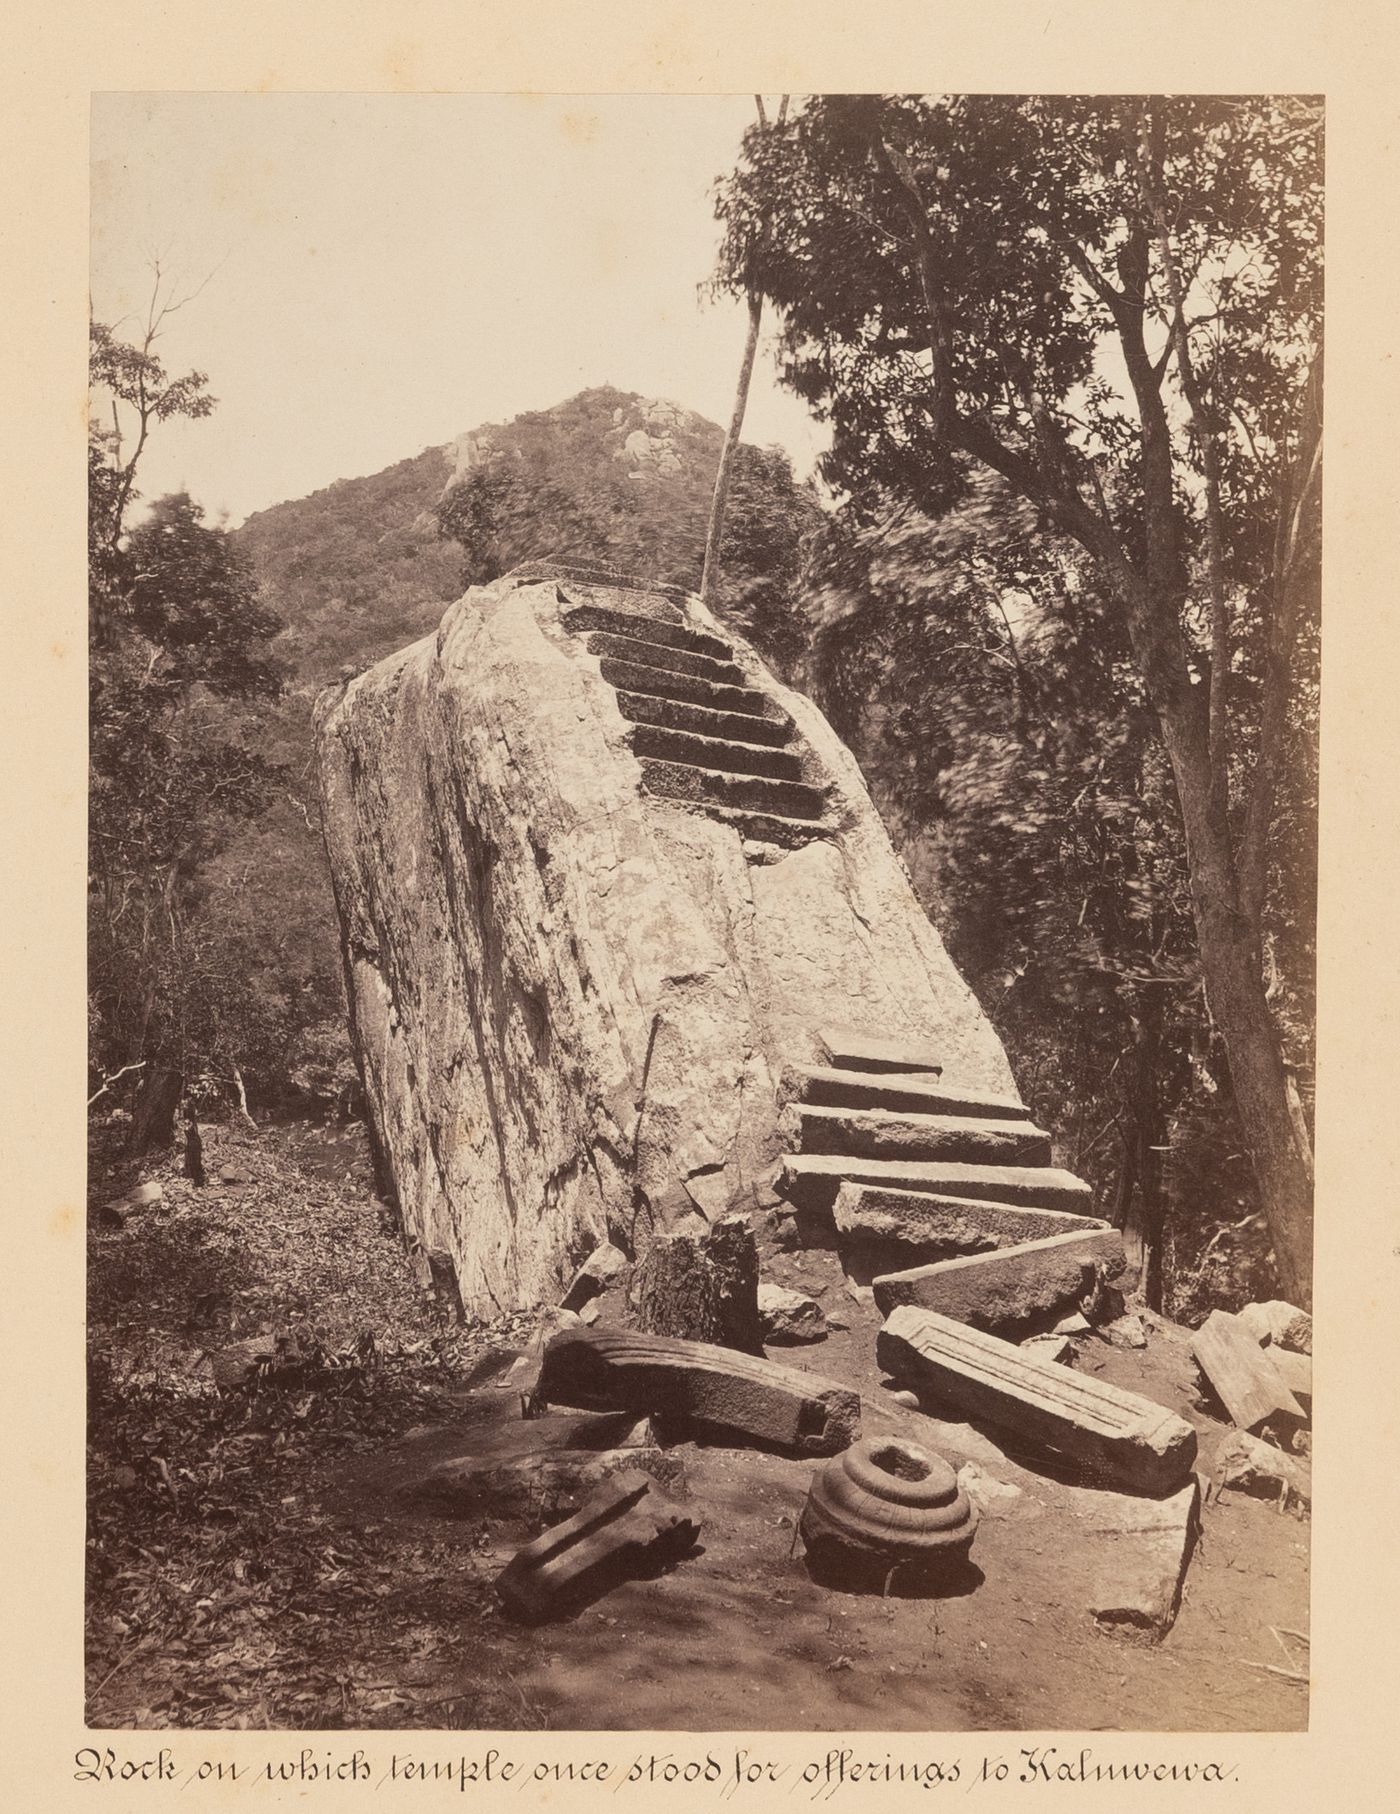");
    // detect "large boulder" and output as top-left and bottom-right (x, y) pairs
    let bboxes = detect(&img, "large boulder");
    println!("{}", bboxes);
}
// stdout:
(316, 568), (1018, 1315)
